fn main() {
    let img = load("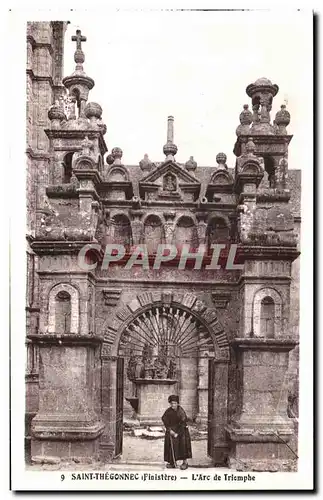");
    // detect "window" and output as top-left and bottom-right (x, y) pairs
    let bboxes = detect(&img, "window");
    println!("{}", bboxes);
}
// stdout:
(144, 215), (165, 254)
(55, 291), (71, 333)
(174, 216), (198, 250)
(252, 287), (283, 338)
(207, 218), (230, 245)
(48, 284), (79, 334)
(62, 152), (73, 183)
(112, 214), (133, 249)
(260, 296), (275, 338)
